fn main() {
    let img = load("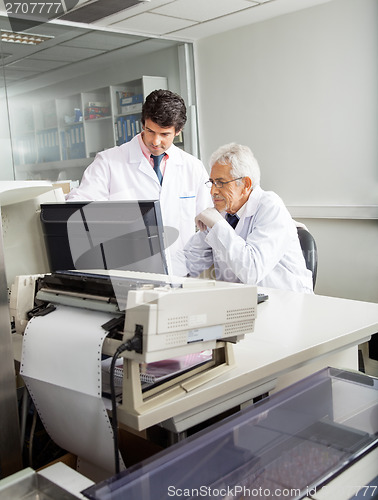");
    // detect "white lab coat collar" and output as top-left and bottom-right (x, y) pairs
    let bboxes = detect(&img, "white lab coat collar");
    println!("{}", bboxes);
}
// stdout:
(219, 186), (263, 232)
(242, 185), (263, 218)
(226, 185), (261, 235)
(227, 185), (264, 217)
(129, 134), (183, 164)
(234, 201), (247, 220)
(165, 142), (184, 166)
